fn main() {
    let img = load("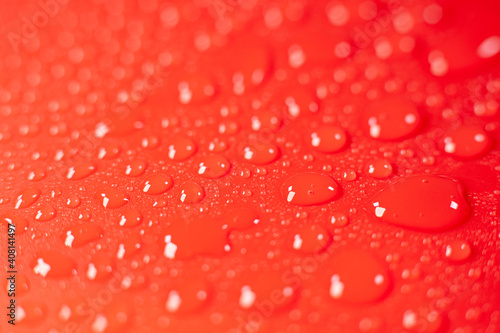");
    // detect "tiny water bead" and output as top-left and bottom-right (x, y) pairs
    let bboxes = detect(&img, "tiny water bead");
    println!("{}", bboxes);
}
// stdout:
(365, 98), (421, 140)
(196, 155), (231, 179)
(365, 159), (393, 179)
(292, 224), (332, 254)
(370, 175), (469, 231)
(328, 248), (391, 303)
(66, 162), (97, 180)
(168, 136), (197, 161)
(283, 172), (341, 206)
(442, 126), (492, 159)
(444, 239), (472, 262)
(179, 181), (205, 203)
(141, 174), (173, 195)
(14, 188), (41, 209)
(240, 141), (280, 164)
(309, 125), (348, 153)
(95, 188), (130, 209)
